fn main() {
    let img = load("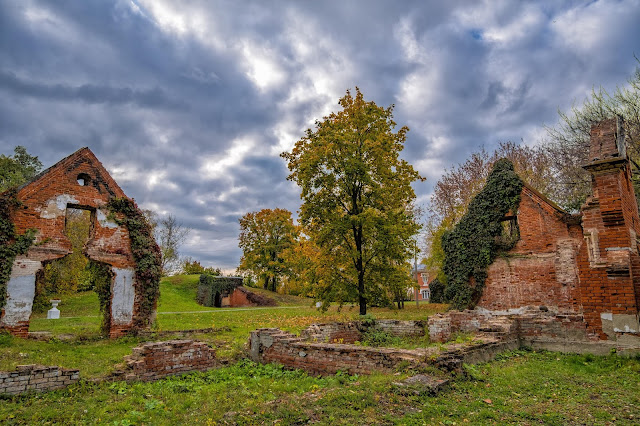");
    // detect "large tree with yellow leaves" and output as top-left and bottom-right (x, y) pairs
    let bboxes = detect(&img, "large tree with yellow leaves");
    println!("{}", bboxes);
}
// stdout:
(282, 88), (423, 315)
